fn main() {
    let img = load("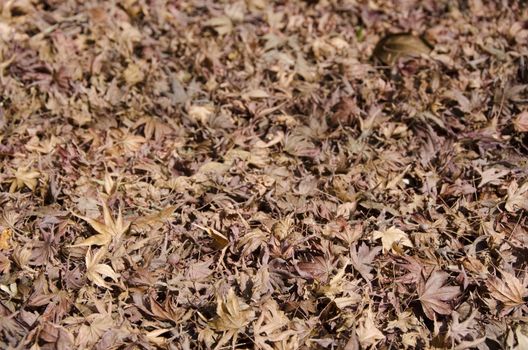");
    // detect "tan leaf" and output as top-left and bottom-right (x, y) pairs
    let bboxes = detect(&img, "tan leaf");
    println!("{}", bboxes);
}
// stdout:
(121, 134), (146, 153)
(204, 16), (233, 35)
(477, 167), (509, 187)
(133, 205), (176, 230)
(211, 288), (255, 332)
(188, 105), (214, 124)
(103, 173), (115, 195)
(488, 271), (527, 309)
(374, 33), (432, 65)
(193, 223), (229, 249)
(123, 62), (144, 85)
(514, 111), (528, 132)
(134, 116), (172, 140)
(76, 313), (114, 347)
(356, 309), (385, 348)
(85, 248), (119, 288)
(373, 226), (413, 253)
(253, 299), (289, 347)
(242, 89), (269, 99)
(319, 262), (349, 298)
(145, 328), (171, 346)
(71, 201), (131, 247)
(10, 167), (40, 192)
(418, 271), (460, 319)
(0, 228), (12, 250)
(505, 181), (528, 212)
(515, 326), (528, 350)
